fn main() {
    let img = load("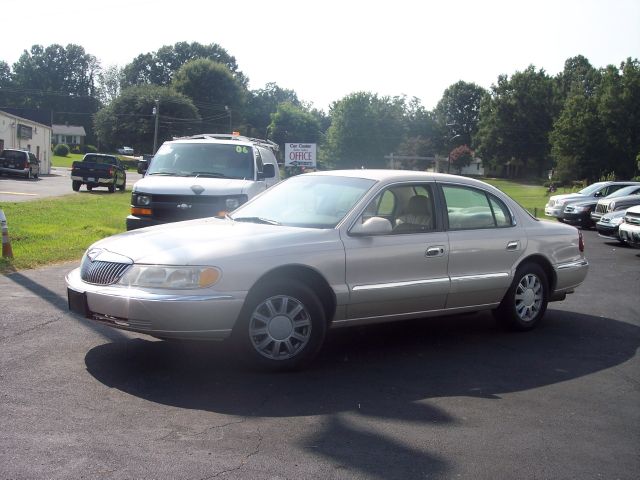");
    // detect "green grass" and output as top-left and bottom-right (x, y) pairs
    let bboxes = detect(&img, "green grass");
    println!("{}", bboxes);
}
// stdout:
(0, 191), (130, 274)
(51, 153), (84, 168)
(483, 178), (549, 217)
(52, 153), (138, 170)
(0, 177), (551, 274)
